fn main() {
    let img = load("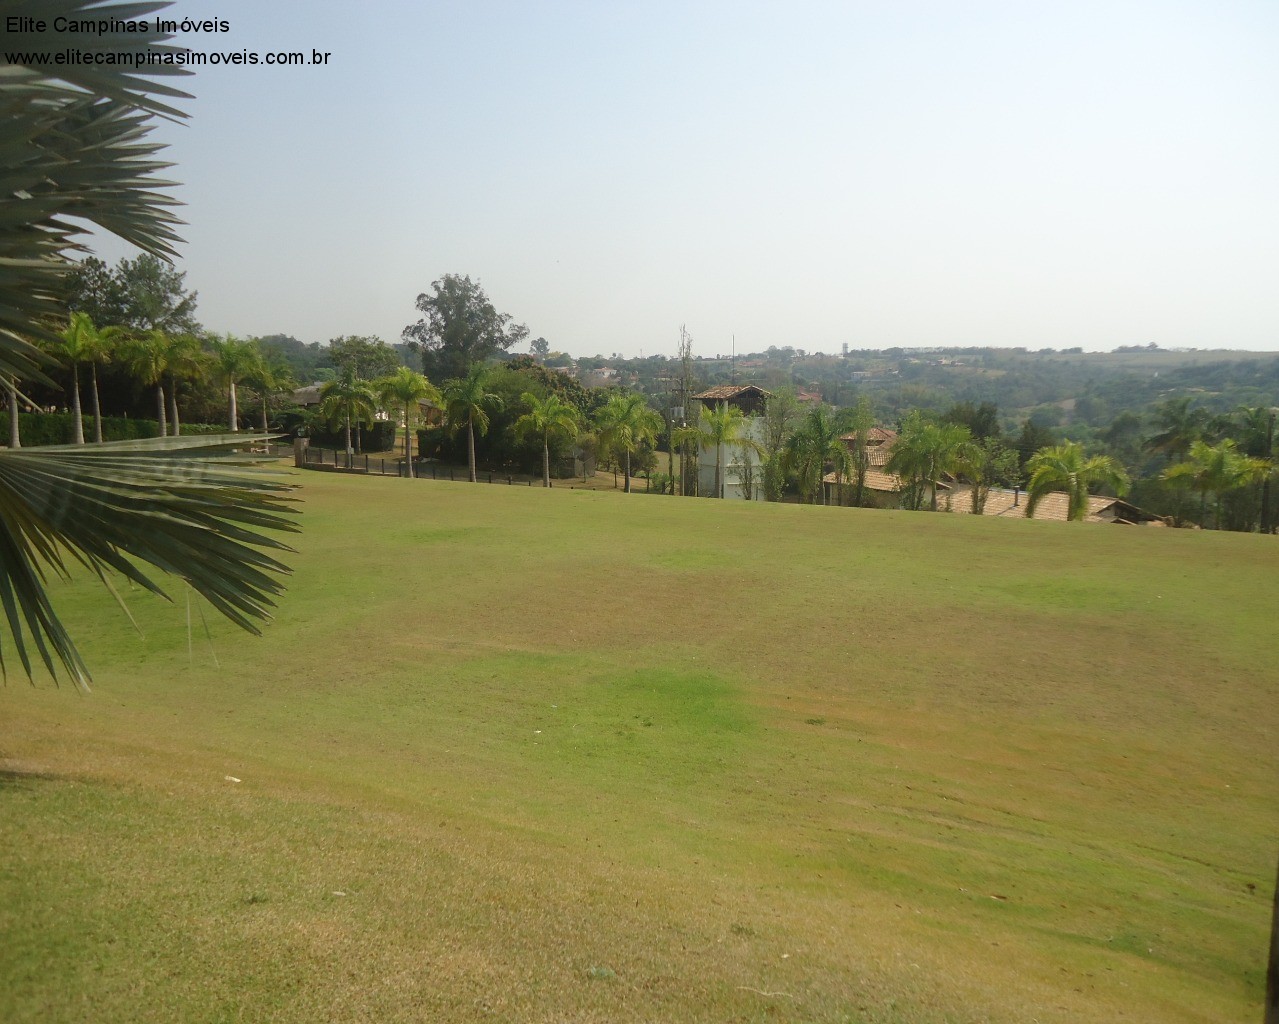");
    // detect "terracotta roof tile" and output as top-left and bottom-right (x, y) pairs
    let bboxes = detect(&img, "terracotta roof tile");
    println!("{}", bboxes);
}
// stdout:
(691, 384), (773, 400)
(941, 488), (1119, 521)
